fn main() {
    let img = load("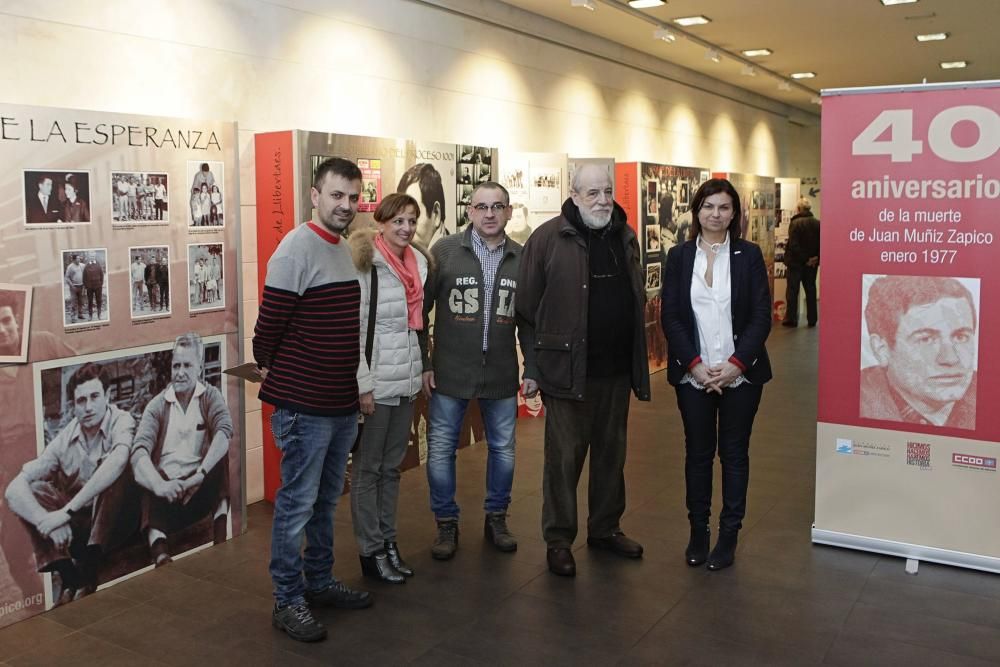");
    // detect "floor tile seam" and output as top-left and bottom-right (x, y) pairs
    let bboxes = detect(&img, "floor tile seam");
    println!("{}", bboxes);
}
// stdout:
(0, 622), (82, 663)
(850, 594), (1000, 635)
(18, 627), (163, 665)
(865, 570), (1000, 604)
(821, 628), (1000, 666)
(499, 585), (666, 630)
